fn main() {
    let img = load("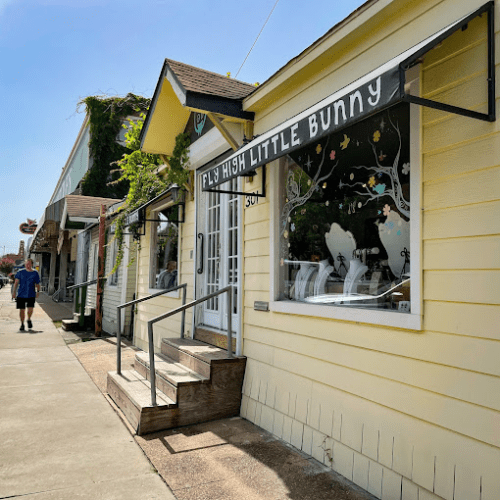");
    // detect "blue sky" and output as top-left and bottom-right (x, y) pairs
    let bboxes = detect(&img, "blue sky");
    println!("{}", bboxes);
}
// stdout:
(0, 0), (366, 257)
